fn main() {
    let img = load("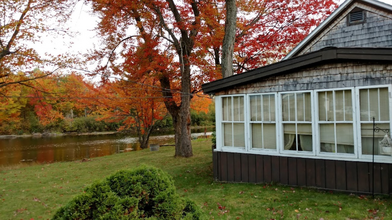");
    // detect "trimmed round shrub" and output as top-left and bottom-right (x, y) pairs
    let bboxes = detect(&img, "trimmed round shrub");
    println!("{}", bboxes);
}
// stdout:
(52, 166), (201, 220)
